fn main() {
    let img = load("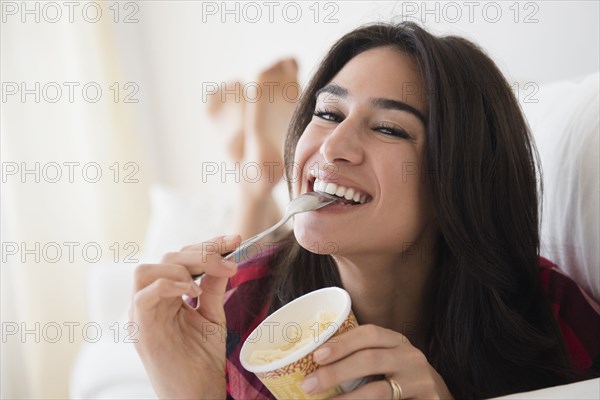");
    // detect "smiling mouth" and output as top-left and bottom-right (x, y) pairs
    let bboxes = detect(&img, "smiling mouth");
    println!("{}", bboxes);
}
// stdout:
(309, 178), (372, 206)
